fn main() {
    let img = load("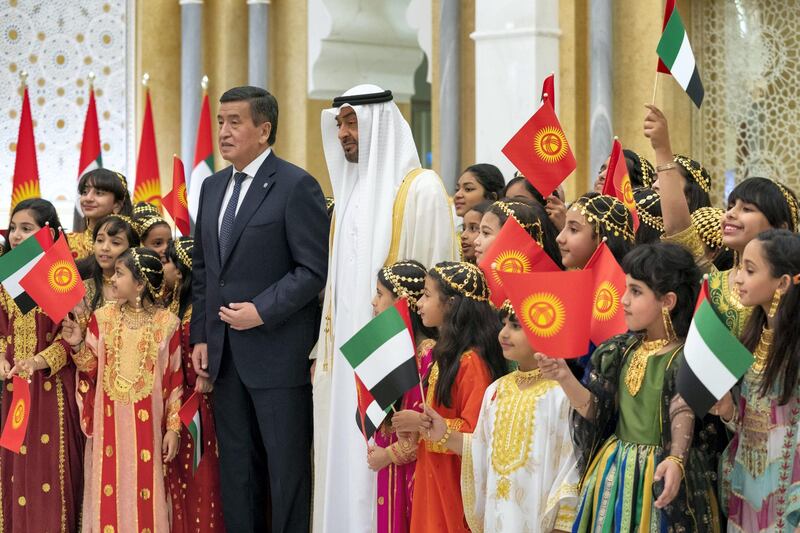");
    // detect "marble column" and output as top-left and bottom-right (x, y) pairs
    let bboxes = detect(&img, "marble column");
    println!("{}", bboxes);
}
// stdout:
(438, 0), (460, 191)
(180, 0), (203, 171)
(248, 0), (270, 88)
(589, 0), (613, 182)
